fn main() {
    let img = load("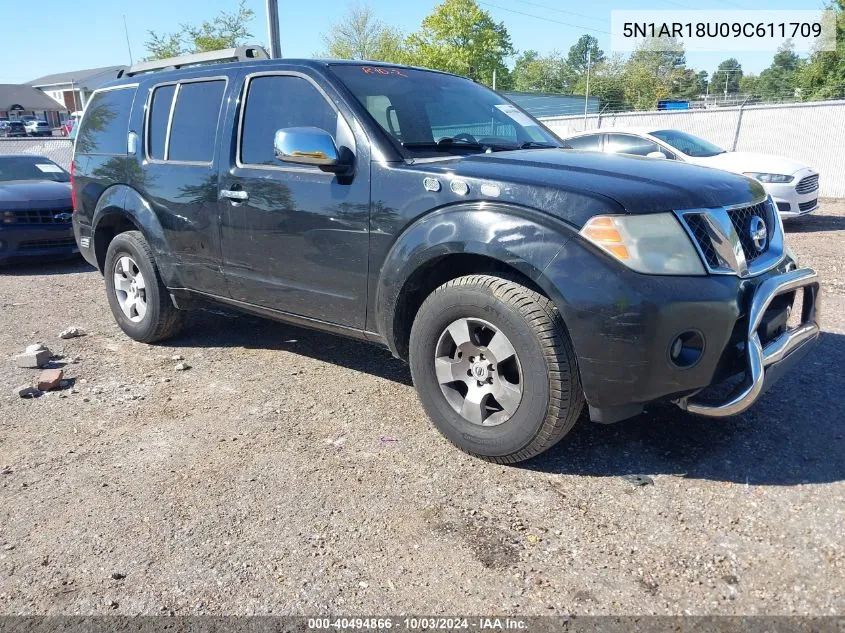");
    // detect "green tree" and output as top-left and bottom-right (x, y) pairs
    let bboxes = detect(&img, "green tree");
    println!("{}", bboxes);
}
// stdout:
(511, 50), (573, 93)
(623, 37), (691, 109)
(566, 35), (605, 77)
(629, 36), (687, 80)
(799, 0), (845, 99)
(405, 0), (514, 86)
(739, 73), (761, 95)
(321, 4), (406, 63)
(757, 41), (806, 100)
(145, 0), (255, 60)
(711, 58), (743, 94)
(582, 54), (627, 110)
(695, 70), (709, 94)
